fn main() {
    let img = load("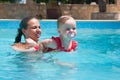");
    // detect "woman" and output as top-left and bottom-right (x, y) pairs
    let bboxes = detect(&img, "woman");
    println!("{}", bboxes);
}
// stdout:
(12, 16), (43, 52)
